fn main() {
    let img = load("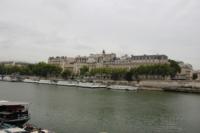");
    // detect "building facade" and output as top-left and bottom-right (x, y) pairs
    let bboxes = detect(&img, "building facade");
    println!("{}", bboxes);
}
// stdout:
(175, 62), (193, 80)
(104, 54), (168, 69)
(48, 51), (169, 75)
(48, 56), (75, 71)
